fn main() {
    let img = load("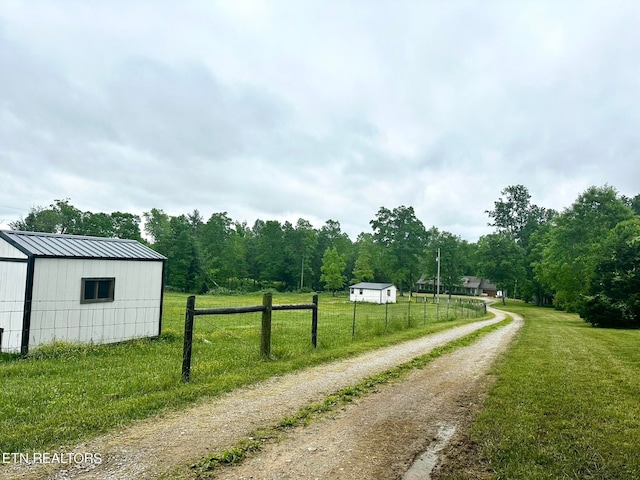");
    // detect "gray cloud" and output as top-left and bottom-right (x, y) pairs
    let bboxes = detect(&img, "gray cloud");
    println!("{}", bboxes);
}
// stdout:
(1, 1), (640, 240)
